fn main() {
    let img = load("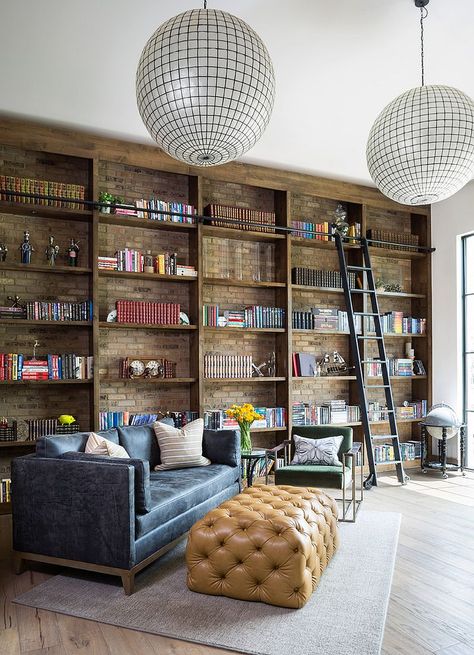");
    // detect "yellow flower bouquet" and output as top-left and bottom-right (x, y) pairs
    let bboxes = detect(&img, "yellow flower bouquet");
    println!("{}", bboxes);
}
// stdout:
(226, 403), (263, 453)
